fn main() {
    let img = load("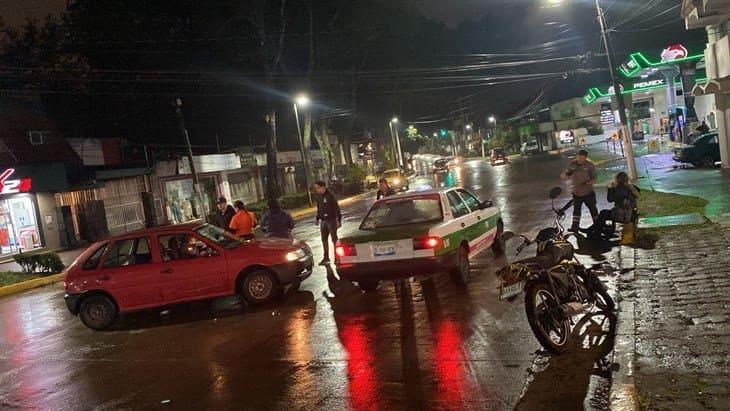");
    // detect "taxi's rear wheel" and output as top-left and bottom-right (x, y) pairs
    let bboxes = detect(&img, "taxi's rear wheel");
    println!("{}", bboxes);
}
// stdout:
(450, 244), (470, 285)
(239, 269), (280, 304)
(357, 280), (379, 292)
(79, 294), (118, 331)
